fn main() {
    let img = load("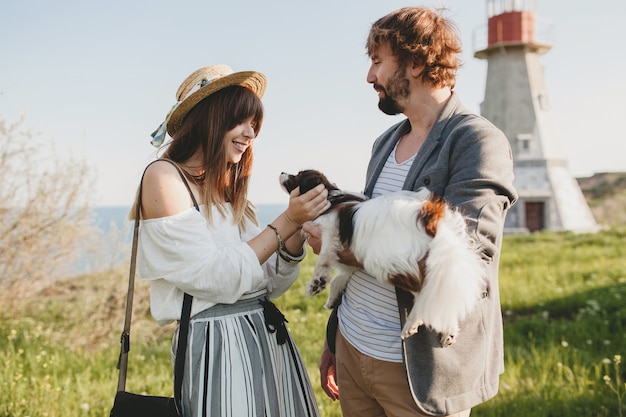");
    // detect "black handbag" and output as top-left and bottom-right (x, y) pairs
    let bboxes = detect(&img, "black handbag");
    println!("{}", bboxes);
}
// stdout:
(111, 160), (198, 417)
(109, 295), (191, 417)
